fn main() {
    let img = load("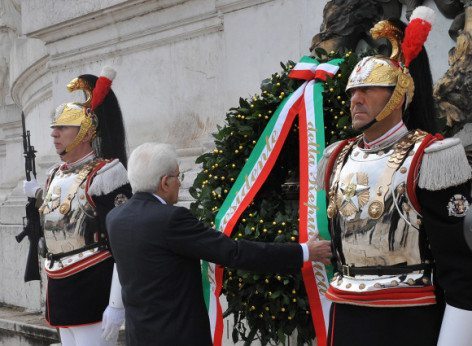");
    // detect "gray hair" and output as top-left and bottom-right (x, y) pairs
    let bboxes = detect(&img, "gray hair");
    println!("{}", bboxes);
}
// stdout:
(127, 142), (178, 193)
